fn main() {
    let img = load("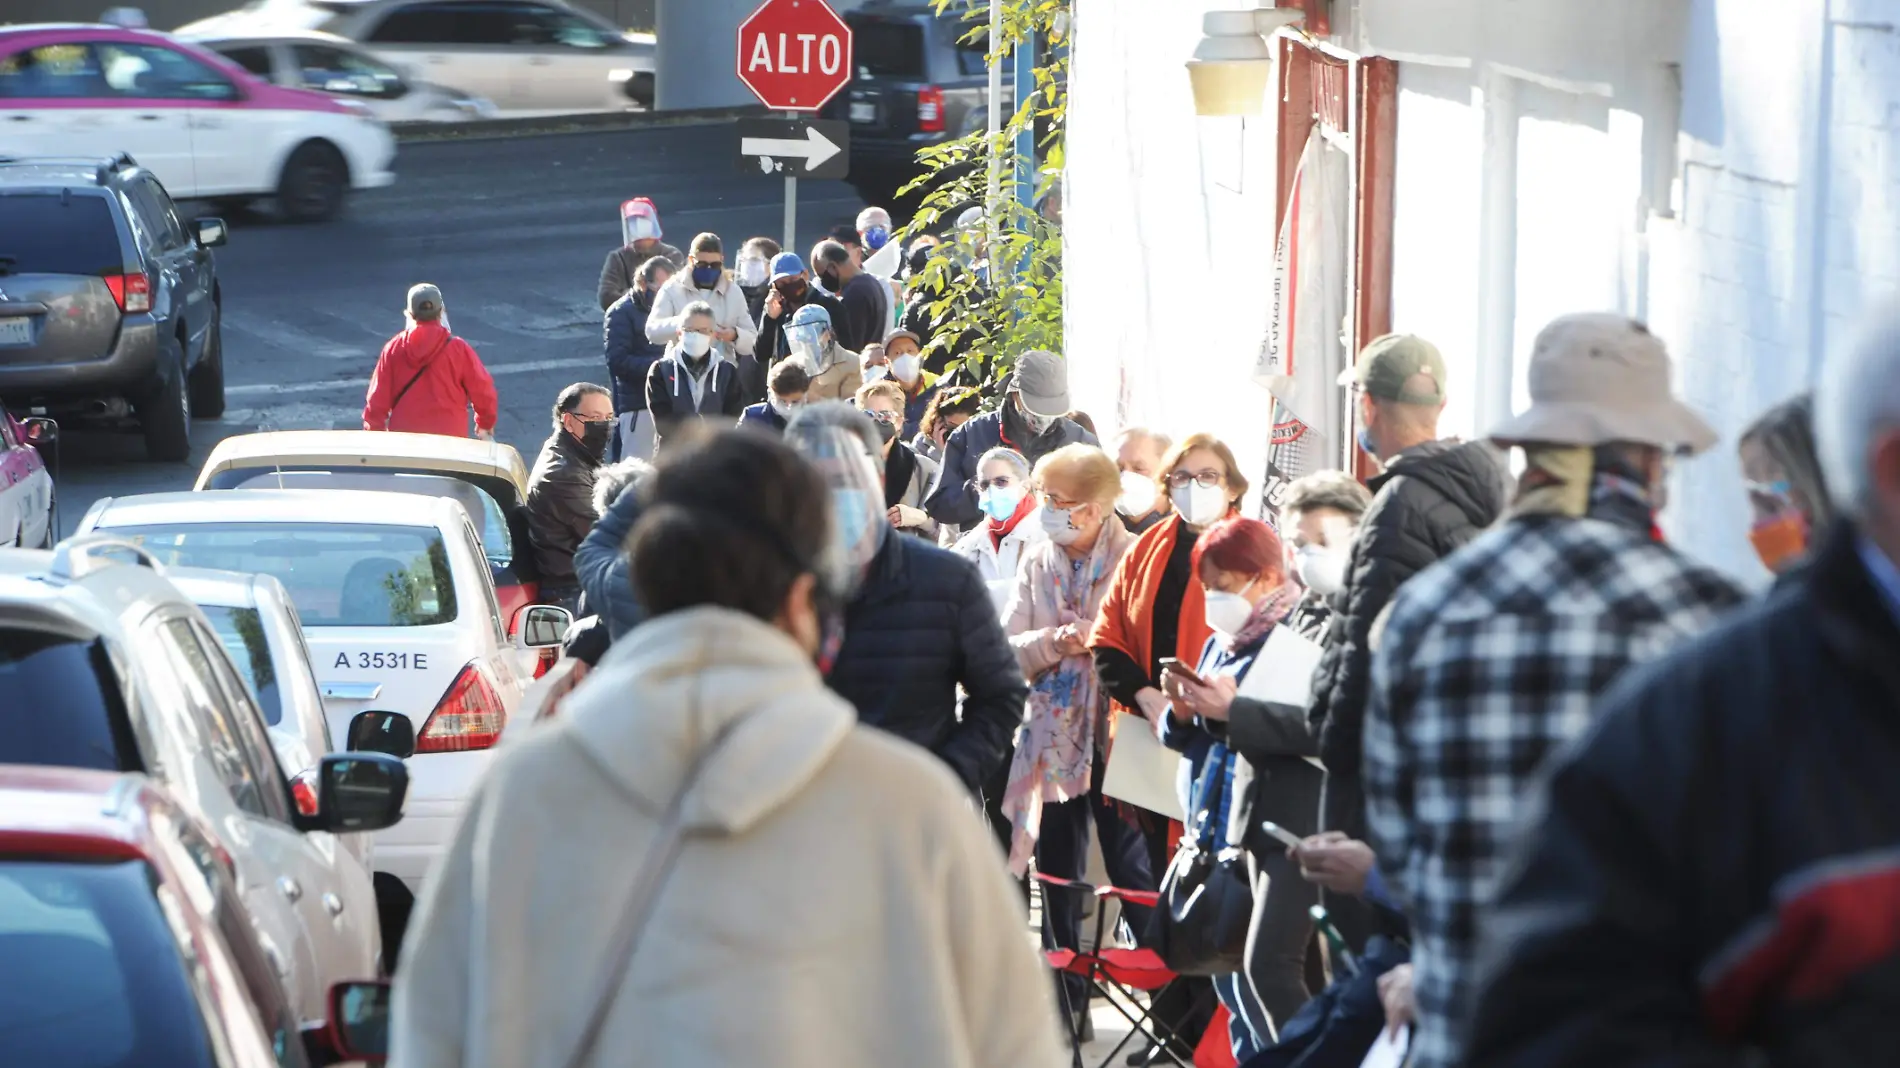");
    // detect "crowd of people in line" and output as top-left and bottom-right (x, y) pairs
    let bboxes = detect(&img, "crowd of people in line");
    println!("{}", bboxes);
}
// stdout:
(353, 199), (1900, 1068)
